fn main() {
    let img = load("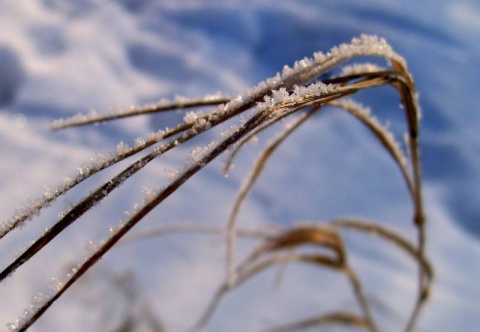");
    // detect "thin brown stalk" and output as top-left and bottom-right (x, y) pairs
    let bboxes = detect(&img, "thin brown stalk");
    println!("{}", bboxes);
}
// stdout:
(328, 99), (415, 198)
(120, 222), (280, 245)
(16, 97), (273, 331)
(194, 252), (343, 331)
(330, 218), (433, 282)
(226, 107), (321, 284)
(262, 312), (369, 332)
(3, 36), (428, 332)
